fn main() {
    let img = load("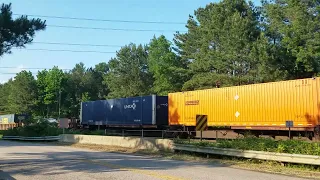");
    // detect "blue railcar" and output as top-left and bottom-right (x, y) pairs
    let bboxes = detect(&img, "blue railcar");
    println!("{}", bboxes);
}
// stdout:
(80, 95), (168, 128)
